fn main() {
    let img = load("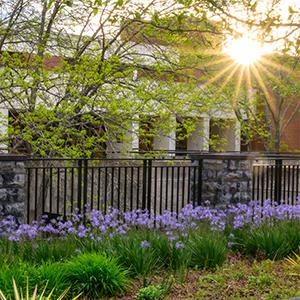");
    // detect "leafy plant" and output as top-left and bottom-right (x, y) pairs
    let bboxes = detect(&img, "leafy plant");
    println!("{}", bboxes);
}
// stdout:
(286, 247), (300, 276)
(0, 279), (80, 300)
(62, 253), (129, 298)
(136, 277), (173, 300)
(233, 220), (300, 260)
(248, 274), (273, 286)
(0, 263), (35, 299)
(136, 285), (166, 300)
(109, 231), (161, 281)
(187, 231), (227, 269)
(148, 234), (189, 271)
